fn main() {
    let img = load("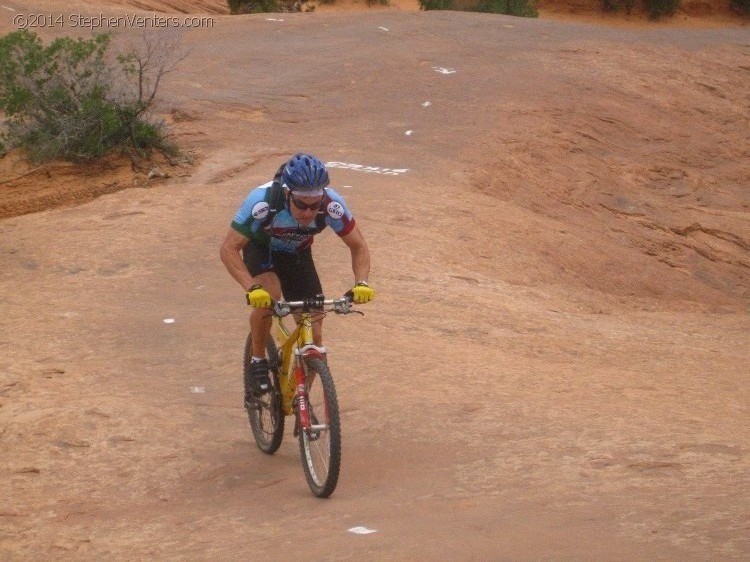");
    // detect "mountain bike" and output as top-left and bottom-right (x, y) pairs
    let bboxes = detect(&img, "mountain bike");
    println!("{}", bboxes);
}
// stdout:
(243, 295), (361, 498)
